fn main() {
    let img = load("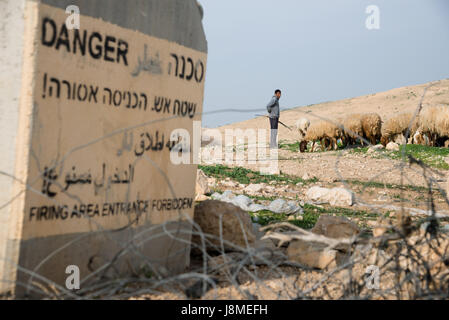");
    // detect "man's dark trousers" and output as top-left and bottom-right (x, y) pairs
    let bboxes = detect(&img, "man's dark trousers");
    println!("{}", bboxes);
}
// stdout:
(269, 117), (279, 149)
